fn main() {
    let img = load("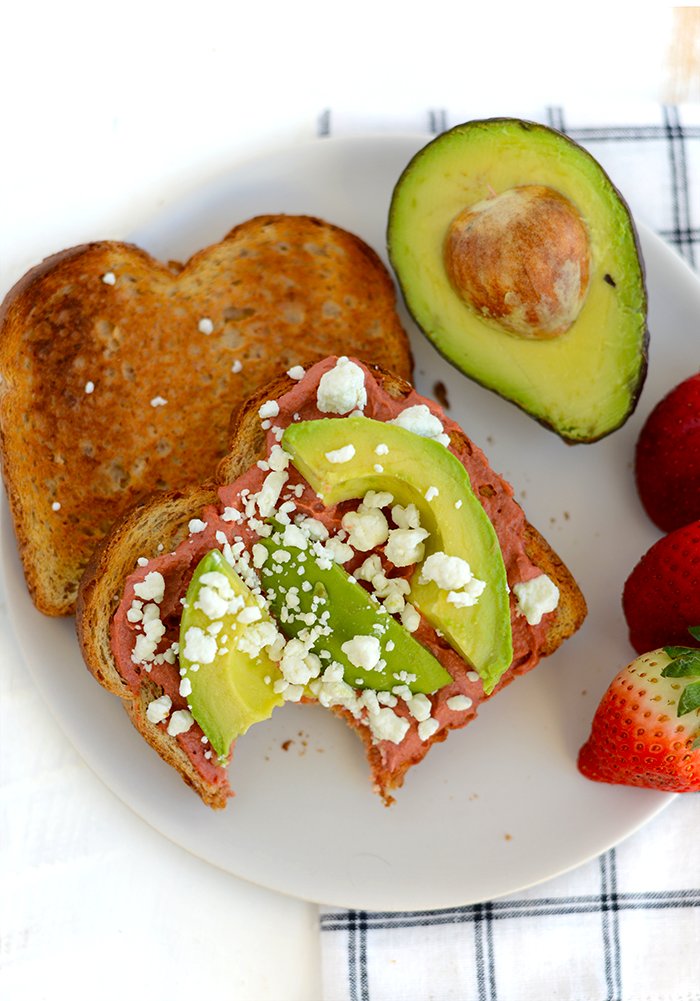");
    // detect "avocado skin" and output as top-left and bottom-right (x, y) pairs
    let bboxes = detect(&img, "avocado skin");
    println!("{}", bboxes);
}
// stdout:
(387, 118), (649, 444)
